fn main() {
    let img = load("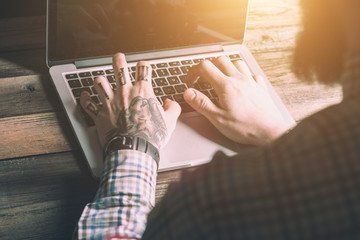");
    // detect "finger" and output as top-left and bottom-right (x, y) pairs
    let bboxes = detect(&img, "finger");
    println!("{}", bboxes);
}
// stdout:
(212, 56), (240, 77)
(184, 88), (219, 119)
(254, 75), (267, 88)
(94, 76), (114, 104)
(232, 60), (253, 78)
(80, 91), (100, 117)
(113, 53), (131, 90)
(186, 60), (227, 91)
(135, 61), (152, 85)
(162, 99), (181, 133)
